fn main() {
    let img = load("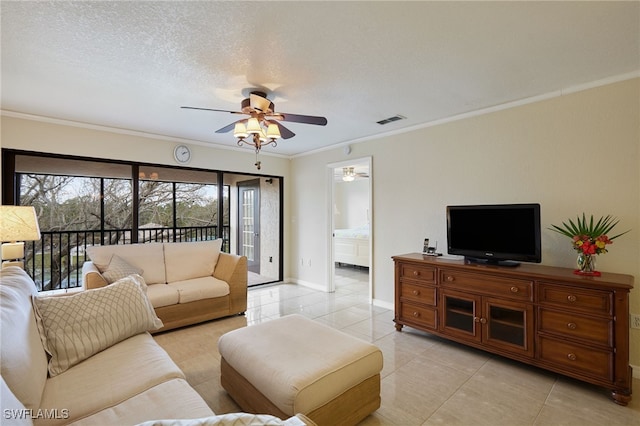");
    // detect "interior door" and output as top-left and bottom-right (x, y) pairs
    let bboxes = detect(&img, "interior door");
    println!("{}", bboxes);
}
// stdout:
(238, 179), (260, 273)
